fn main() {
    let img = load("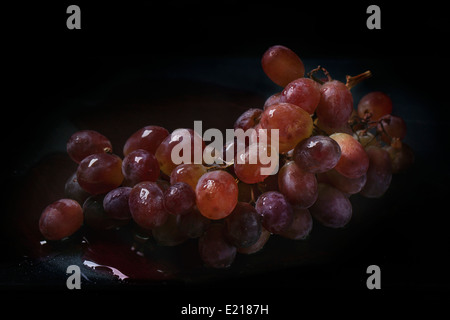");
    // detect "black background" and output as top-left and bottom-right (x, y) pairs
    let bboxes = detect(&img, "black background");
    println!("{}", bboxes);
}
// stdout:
(2, 1), (450, 316)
